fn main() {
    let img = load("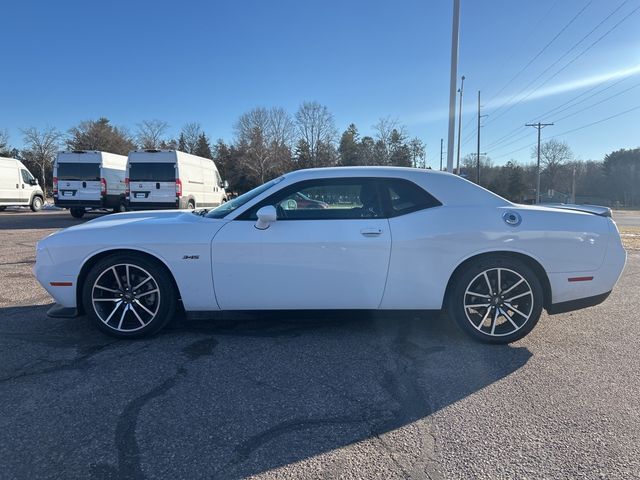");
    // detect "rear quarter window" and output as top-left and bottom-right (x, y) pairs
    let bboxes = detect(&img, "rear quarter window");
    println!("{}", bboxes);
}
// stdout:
(382, 179), (442, 217)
